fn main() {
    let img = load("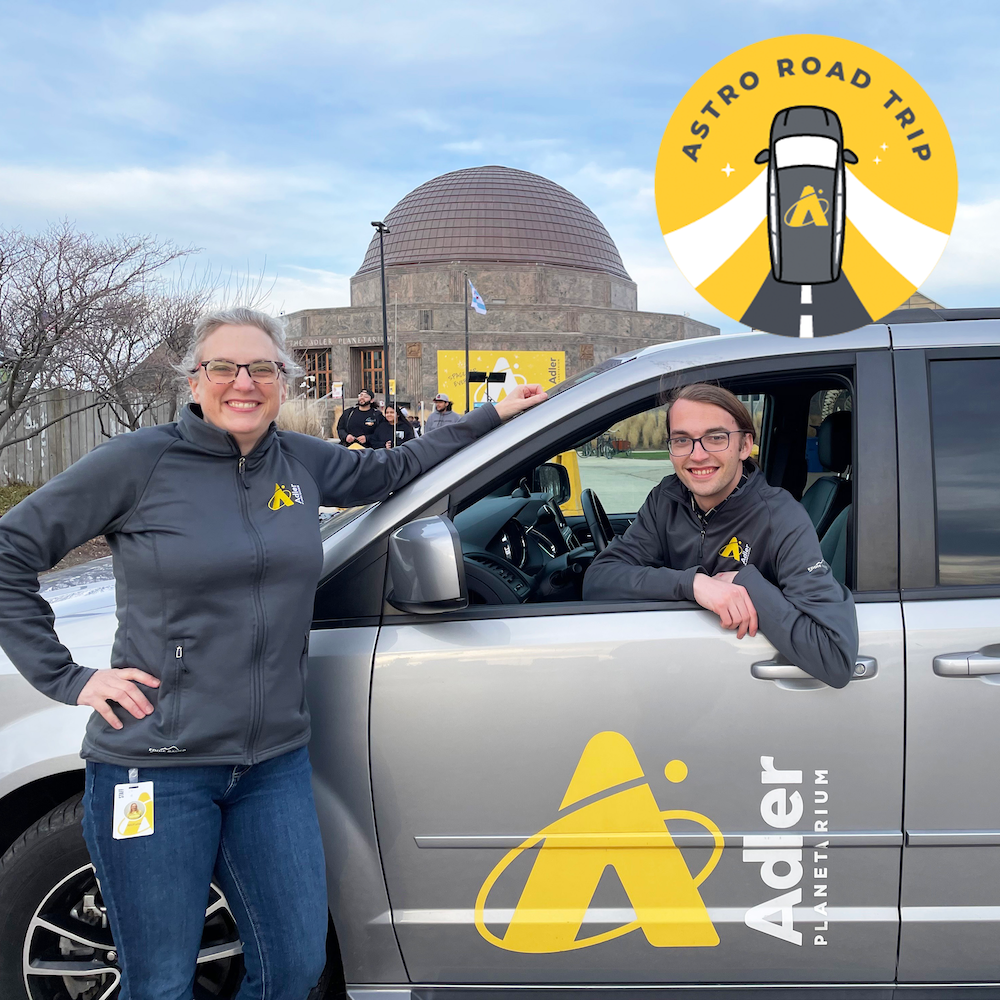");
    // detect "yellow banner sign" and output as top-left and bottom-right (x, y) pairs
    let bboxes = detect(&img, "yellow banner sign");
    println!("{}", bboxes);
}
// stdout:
(437, 350), (565, 413)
